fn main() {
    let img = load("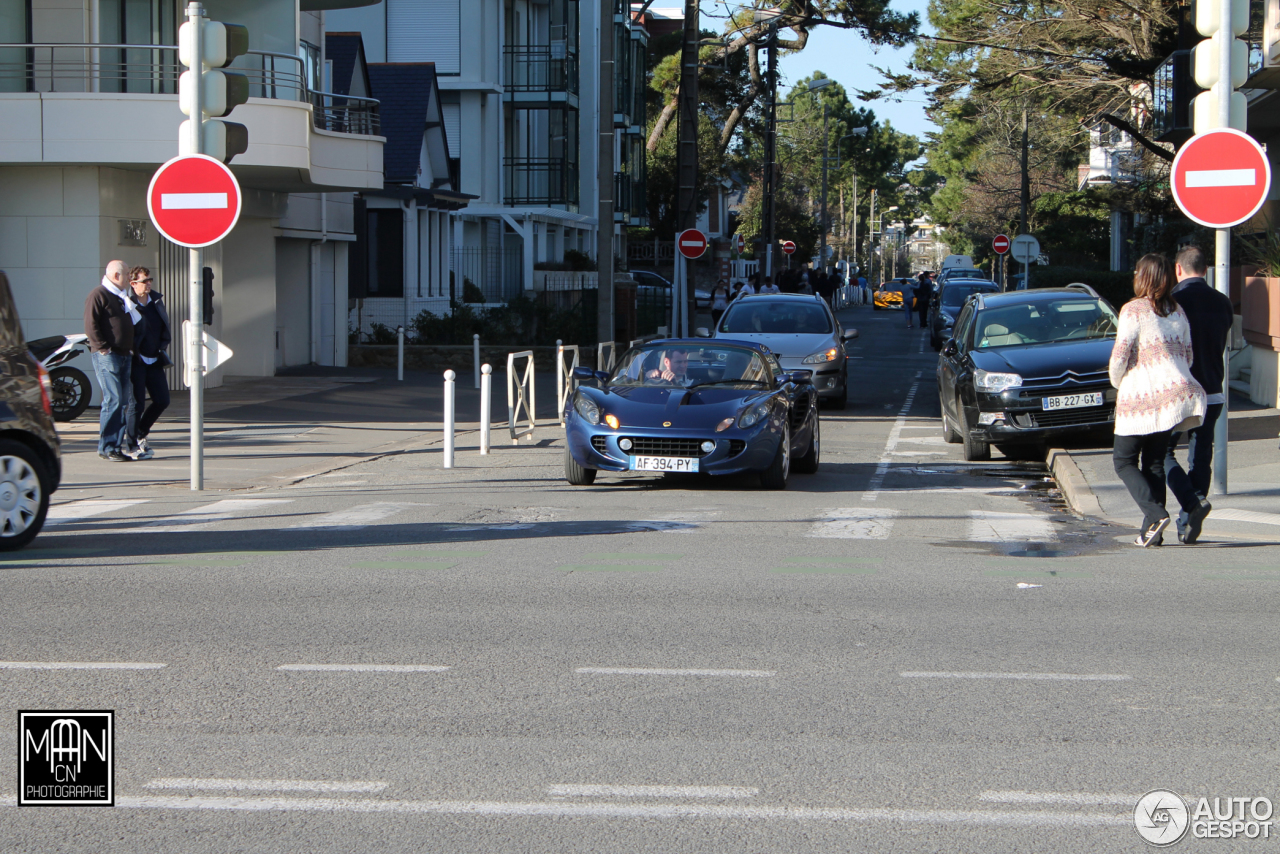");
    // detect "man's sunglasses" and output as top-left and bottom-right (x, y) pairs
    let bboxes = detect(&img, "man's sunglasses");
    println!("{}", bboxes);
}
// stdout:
(133, 278), (153, 284)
